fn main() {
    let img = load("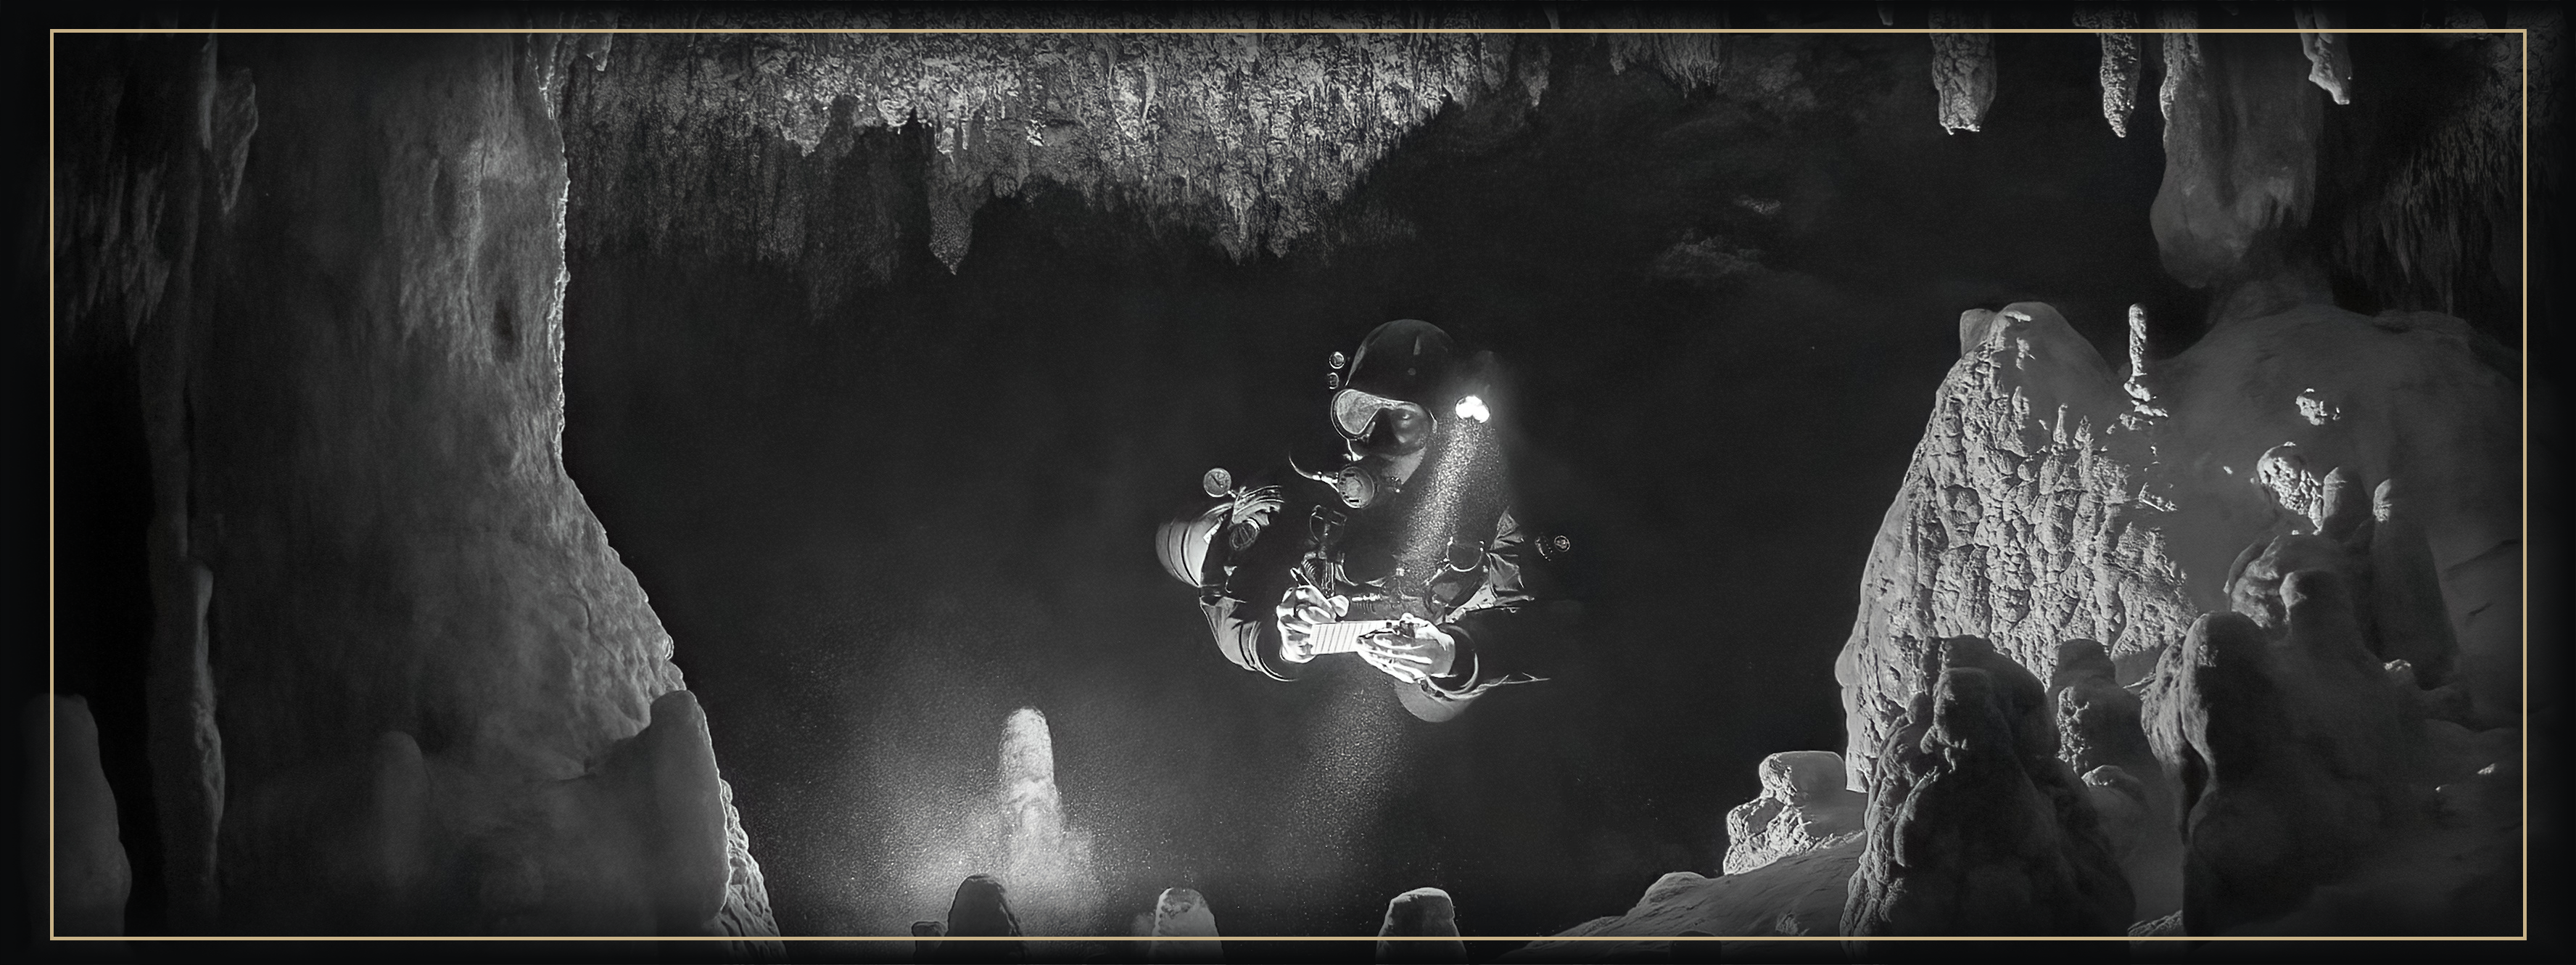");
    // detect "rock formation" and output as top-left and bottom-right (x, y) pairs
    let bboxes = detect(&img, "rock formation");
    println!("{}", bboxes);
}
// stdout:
(914, 874), (1028, 964)
(1926, 9), (1998, 133)
(1819, 294), (2517, 940)
(560, 15), (1557, 286)
(30, 697), (133, 937)
(990, 708), (1103, 937)
(1146, 887), (1223, 963)
(2072, 7), (2144, 136)
(2142, 557), (2517, 935)
(1843, 637), (2134, 937)
(2323, 17), (2532, 331)
(1835, 303), (2196, 791)
(715, 779), (788, 958)
(553, 10), (1991, 311)
(2152, 28), (2333, 314)
(1376, 887), (1469, 964)
(2147, 305), (2519, 726)
(1720, 751), (1864, 875)
(1500, 842), (1859, 961)
(2293, 4), (2356, 105)
(51, 32), (780, 940)
(2049, 641), (2182, 923)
